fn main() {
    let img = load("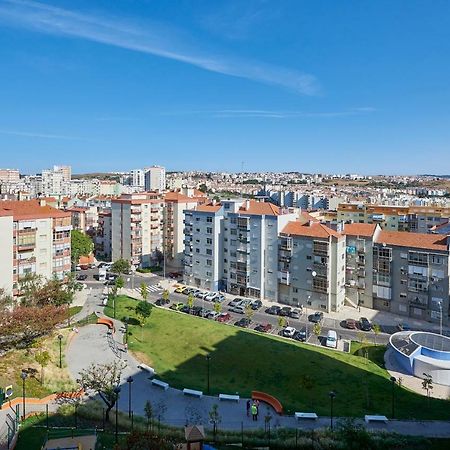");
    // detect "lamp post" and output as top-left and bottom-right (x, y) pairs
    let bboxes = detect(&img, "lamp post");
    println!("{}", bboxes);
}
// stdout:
(114, 386), (121, 445)
(126, 376), (134, 418)
(206, 355), (211, 395)
(390, 376), (396, 419)
(58, 334), (63, 368)
(20, 371), (27, 421)
(329, 391), (336, 431)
